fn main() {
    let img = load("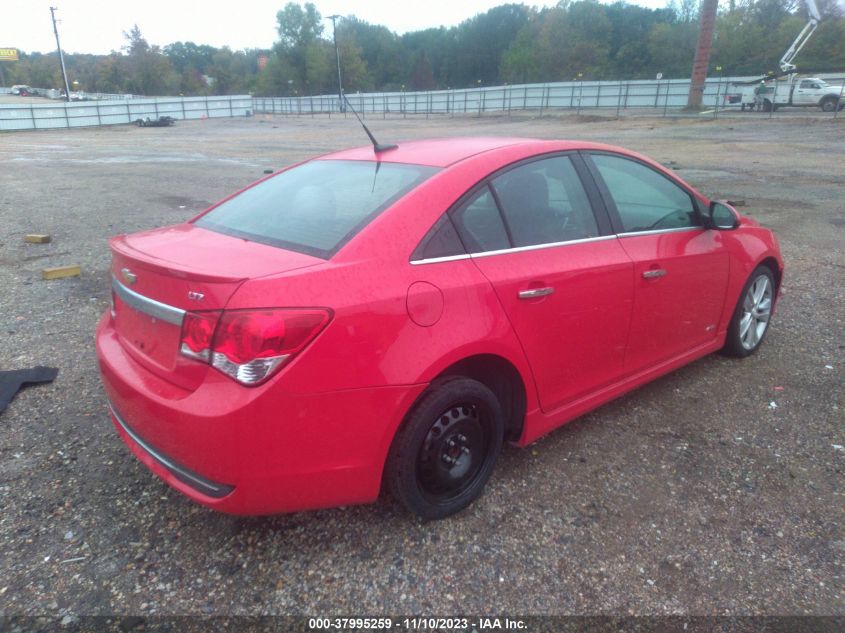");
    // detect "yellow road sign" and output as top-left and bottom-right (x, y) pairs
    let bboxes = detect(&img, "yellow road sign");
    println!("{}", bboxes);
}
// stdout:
(0, 48), (19, 61)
